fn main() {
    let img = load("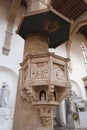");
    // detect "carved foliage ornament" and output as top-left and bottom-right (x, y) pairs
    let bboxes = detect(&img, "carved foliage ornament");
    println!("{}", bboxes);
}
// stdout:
(53, 64), (66, 80)
(21, 87), (38, 103)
